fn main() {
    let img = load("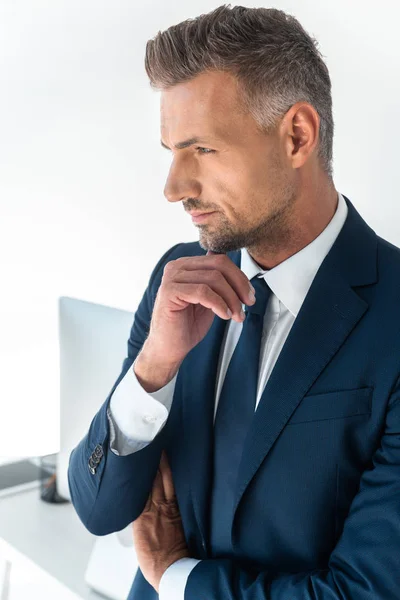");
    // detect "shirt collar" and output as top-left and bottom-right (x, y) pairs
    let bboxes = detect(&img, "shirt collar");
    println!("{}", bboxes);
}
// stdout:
(240, 192), (348, 317)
